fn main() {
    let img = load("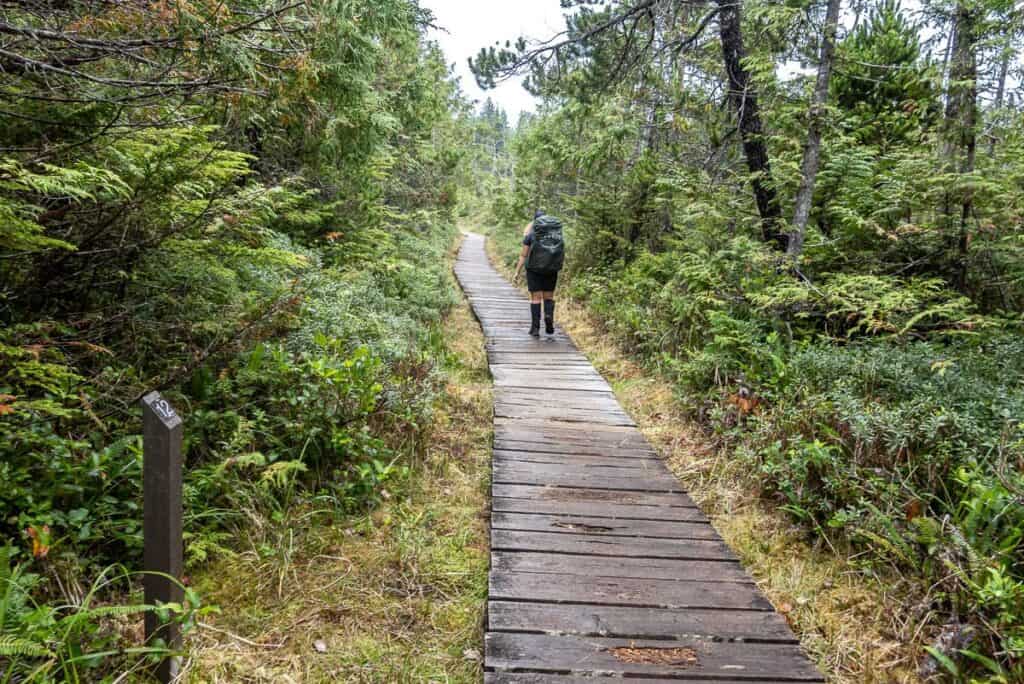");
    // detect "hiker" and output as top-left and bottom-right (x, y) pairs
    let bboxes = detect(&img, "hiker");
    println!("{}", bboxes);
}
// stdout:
(513, 209), (565, 337)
